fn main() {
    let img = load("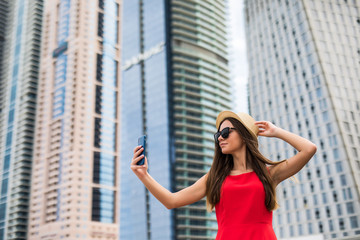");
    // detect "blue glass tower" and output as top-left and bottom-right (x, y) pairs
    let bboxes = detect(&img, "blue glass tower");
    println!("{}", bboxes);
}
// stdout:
(0, 0), (43, 239)
(120, 0), (231, 239)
